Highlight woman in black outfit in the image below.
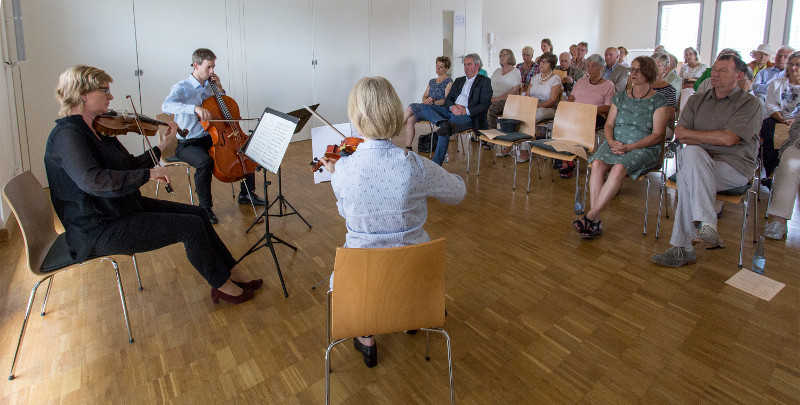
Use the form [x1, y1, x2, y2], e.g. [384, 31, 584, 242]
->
[45, 65, 260, 304]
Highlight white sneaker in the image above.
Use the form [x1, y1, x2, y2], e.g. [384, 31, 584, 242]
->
[692, 224, 725, 248]
[764, 221, 787, 240]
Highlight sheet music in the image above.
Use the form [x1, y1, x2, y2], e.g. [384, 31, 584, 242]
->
[244, 108, 298, 174]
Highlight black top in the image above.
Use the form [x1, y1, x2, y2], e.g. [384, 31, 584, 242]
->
[44, 115, 161, 261]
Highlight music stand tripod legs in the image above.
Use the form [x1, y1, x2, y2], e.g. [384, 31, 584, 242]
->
[237, 173, 297, 297]
[246, 167, 311, 233]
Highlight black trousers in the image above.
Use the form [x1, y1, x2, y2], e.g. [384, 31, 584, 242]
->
[91, 197, 236, 288]
[175, 135, 256, 209]
[760, 117, 780, 177]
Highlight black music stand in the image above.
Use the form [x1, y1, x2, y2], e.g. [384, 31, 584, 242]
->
[245, 104, 318, 233]
[238, 107, 301, 297]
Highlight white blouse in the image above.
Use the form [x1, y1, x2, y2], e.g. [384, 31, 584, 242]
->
[526, 73, 562, 102]
[490, 67, 522, 97]
[679, 63, 708, 80]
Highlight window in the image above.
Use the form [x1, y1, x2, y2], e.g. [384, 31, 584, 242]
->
[657, 1, 703, 56]
[785, 0, 800, 49]
[713, 0, 772, 59]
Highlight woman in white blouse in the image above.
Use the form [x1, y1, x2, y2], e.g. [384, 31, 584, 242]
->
[488, 48, 522, 130]
[679, 47, 707, 88]
[322, 76, 466, 369]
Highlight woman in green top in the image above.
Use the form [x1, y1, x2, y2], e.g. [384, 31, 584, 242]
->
[574, 56, 669, 238]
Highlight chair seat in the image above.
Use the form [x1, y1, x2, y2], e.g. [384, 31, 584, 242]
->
[666, 175, 751, 196]
[41, 233, 81, 273]
[529, 139, 589, 158]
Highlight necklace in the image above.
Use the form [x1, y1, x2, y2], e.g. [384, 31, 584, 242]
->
[589, 76, 602, 85]
[538, 71, 553, 84]
[632, 85, 652, 99]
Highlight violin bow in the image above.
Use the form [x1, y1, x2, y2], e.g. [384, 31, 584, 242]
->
[125, 95, 175, 195]
[304, 106, 347, 139]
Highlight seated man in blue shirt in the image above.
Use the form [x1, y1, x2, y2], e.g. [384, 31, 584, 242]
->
[415, 53, 492, 166]
[162, 48, 265, 224]
[752, 45, 794, 101]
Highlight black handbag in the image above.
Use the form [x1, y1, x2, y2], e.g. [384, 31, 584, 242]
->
[417, 132, 438, 153]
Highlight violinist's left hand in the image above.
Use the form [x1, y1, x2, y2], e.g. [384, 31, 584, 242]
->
[158, 122, 179, 157]
[321, 157, 336, 174]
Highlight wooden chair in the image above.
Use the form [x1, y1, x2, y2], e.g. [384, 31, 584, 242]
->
[325, 238, 453, 405]
[765, 123, 791, 216]
[153, 113, 194, 204]
[476, 95, 538, 190]
[526, 101, 598, 195]
[2, 171, 139, 380]
[553, 69, 567, 80]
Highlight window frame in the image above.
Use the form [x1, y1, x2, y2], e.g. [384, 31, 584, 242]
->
[656, 0, 704, 53]
[784, 0, 796, 46]
[711, 0, 773, 59]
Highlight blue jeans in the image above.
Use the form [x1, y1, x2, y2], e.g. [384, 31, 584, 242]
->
[416, 105, 473, 165]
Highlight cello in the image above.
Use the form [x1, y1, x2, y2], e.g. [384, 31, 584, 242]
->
[200, 80, 259, 183]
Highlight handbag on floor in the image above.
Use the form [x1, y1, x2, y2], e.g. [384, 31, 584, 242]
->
[417, 132, 438, 153]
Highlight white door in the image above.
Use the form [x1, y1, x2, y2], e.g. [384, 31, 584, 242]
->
[312, 0, 370, 127]
[131, 0, 230, 122]
[18, 0, 140, 185]
[241, 0, 315, 141]
[431, 0, 467, 79]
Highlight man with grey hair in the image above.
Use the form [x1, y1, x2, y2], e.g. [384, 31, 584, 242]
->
[663, 53, 682, 92]
[557, 51, 584, 96]
[603, 47, 630, 93]
[752, 45, 795, 100]
[417, 53, 492, 166]
[652, 55, 762, 267]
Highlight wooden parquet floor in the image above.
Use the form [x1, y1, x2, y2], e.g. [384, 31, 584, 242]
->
[1, 136, 799, 404]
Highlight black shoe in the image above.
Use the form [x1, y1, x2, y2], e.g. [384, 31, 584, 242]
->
[760, 178, 773, 190]
[435, 121, 452, 138]
[204, 207, 219, 224]
[352, 337, 377, 368]
[238, 192, 266, 206]
[405, 330, 418, 335]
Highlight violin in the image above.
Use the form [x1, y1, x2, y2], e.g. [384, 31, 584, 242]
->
[310, 137, 363, 172]
[93, 110, 189, 137]
[200, 80, 258, 183]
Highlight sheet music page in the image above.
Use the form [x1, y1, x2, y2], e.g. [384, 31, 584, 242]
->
[311, 123, 359, 184]
[725, 269, 785, 301]
[244, 109, 298, 174]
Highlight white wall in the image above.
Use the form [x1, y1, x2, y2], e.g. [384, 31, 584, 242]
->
[482, 0, 608, 70]
[0, 2, 23, 233]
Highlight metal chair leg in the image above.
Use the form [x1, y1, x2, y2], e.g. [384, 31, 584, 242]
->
[526, 148, 533, 193]
[8, 275, 51, 380]
[105, 257, 134, 344]
[186, 166, 194, 205]
[325, 338, 348, 405]
[644, 177, 651, 236]
[738, 196, 749, 268]
[132, 254, 142, 291]
[326, 290, 332, 346]
[477, 141, 482, 176]
[40, 275, 53, 316]
[421, 328, 455, 405]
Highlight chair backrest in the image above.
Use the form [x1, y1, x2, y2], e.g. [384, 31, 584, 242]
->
[330, 238, 446, 340]
[774, 121, 791, 148]
[1, 171, 60, 275]
[501, 95, 538, 136]
[551, 101, 598, 151]
[553, 69, 567, 80]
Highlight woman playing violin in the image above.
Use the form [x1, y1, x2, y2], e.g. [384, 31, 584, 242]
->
[45, 65, 261, 305]
[321, 76, 466, 368]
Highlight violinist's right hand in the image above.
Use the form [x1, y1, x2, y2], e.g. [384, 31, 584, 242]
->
[321, 157, 336, 174]
[149, 167, 171, 183]
[195, 106, 212, 121]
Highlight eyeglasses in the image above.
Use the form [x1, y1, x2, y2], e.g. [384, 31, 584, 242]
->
[630, 68, 642, 74]
[97, 86, 111, 94]
[788, 62, 800, 68]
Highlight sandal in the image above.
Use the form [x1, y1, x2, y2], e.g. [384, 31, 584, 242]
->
[573, 216, 602, 239]
[560, 161, 574, 178]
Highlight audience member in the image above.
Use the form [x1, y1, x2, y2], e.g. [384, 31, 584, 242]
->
[652, 53, 678, 130]
[680, 47, 707, 88]
[763, 120, 800, 240]
[652, 55, 761, 267]
[574, 42, 590, 75]
[603, 47, 631, 93]
[570, 44, 578, 61]
[535, 38, 553, 63]
[574, 56, 668, 238]
[516, 46, 539, 94]
[693, 48, 744, 91]
[513, 52, 562, 162]
[760, 50, 800, 180]
[617, 46, 630, 68]
[558, 52, 584, 96]
[488, 49, 522, 130]
[403, 56, 453, 150]
[663, 53, 683, 93]
[416, 54, 492, 166]
[753, 45, 794, 100]
[695, 49, 754, 94]
[653, 45, 666, 55]
[749, 44, 775, 77]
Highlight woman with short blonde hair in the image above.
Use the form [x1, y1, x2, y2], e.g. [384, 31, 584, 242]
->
[54, 65, 113, 116]
[322, 76, 465, 369]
